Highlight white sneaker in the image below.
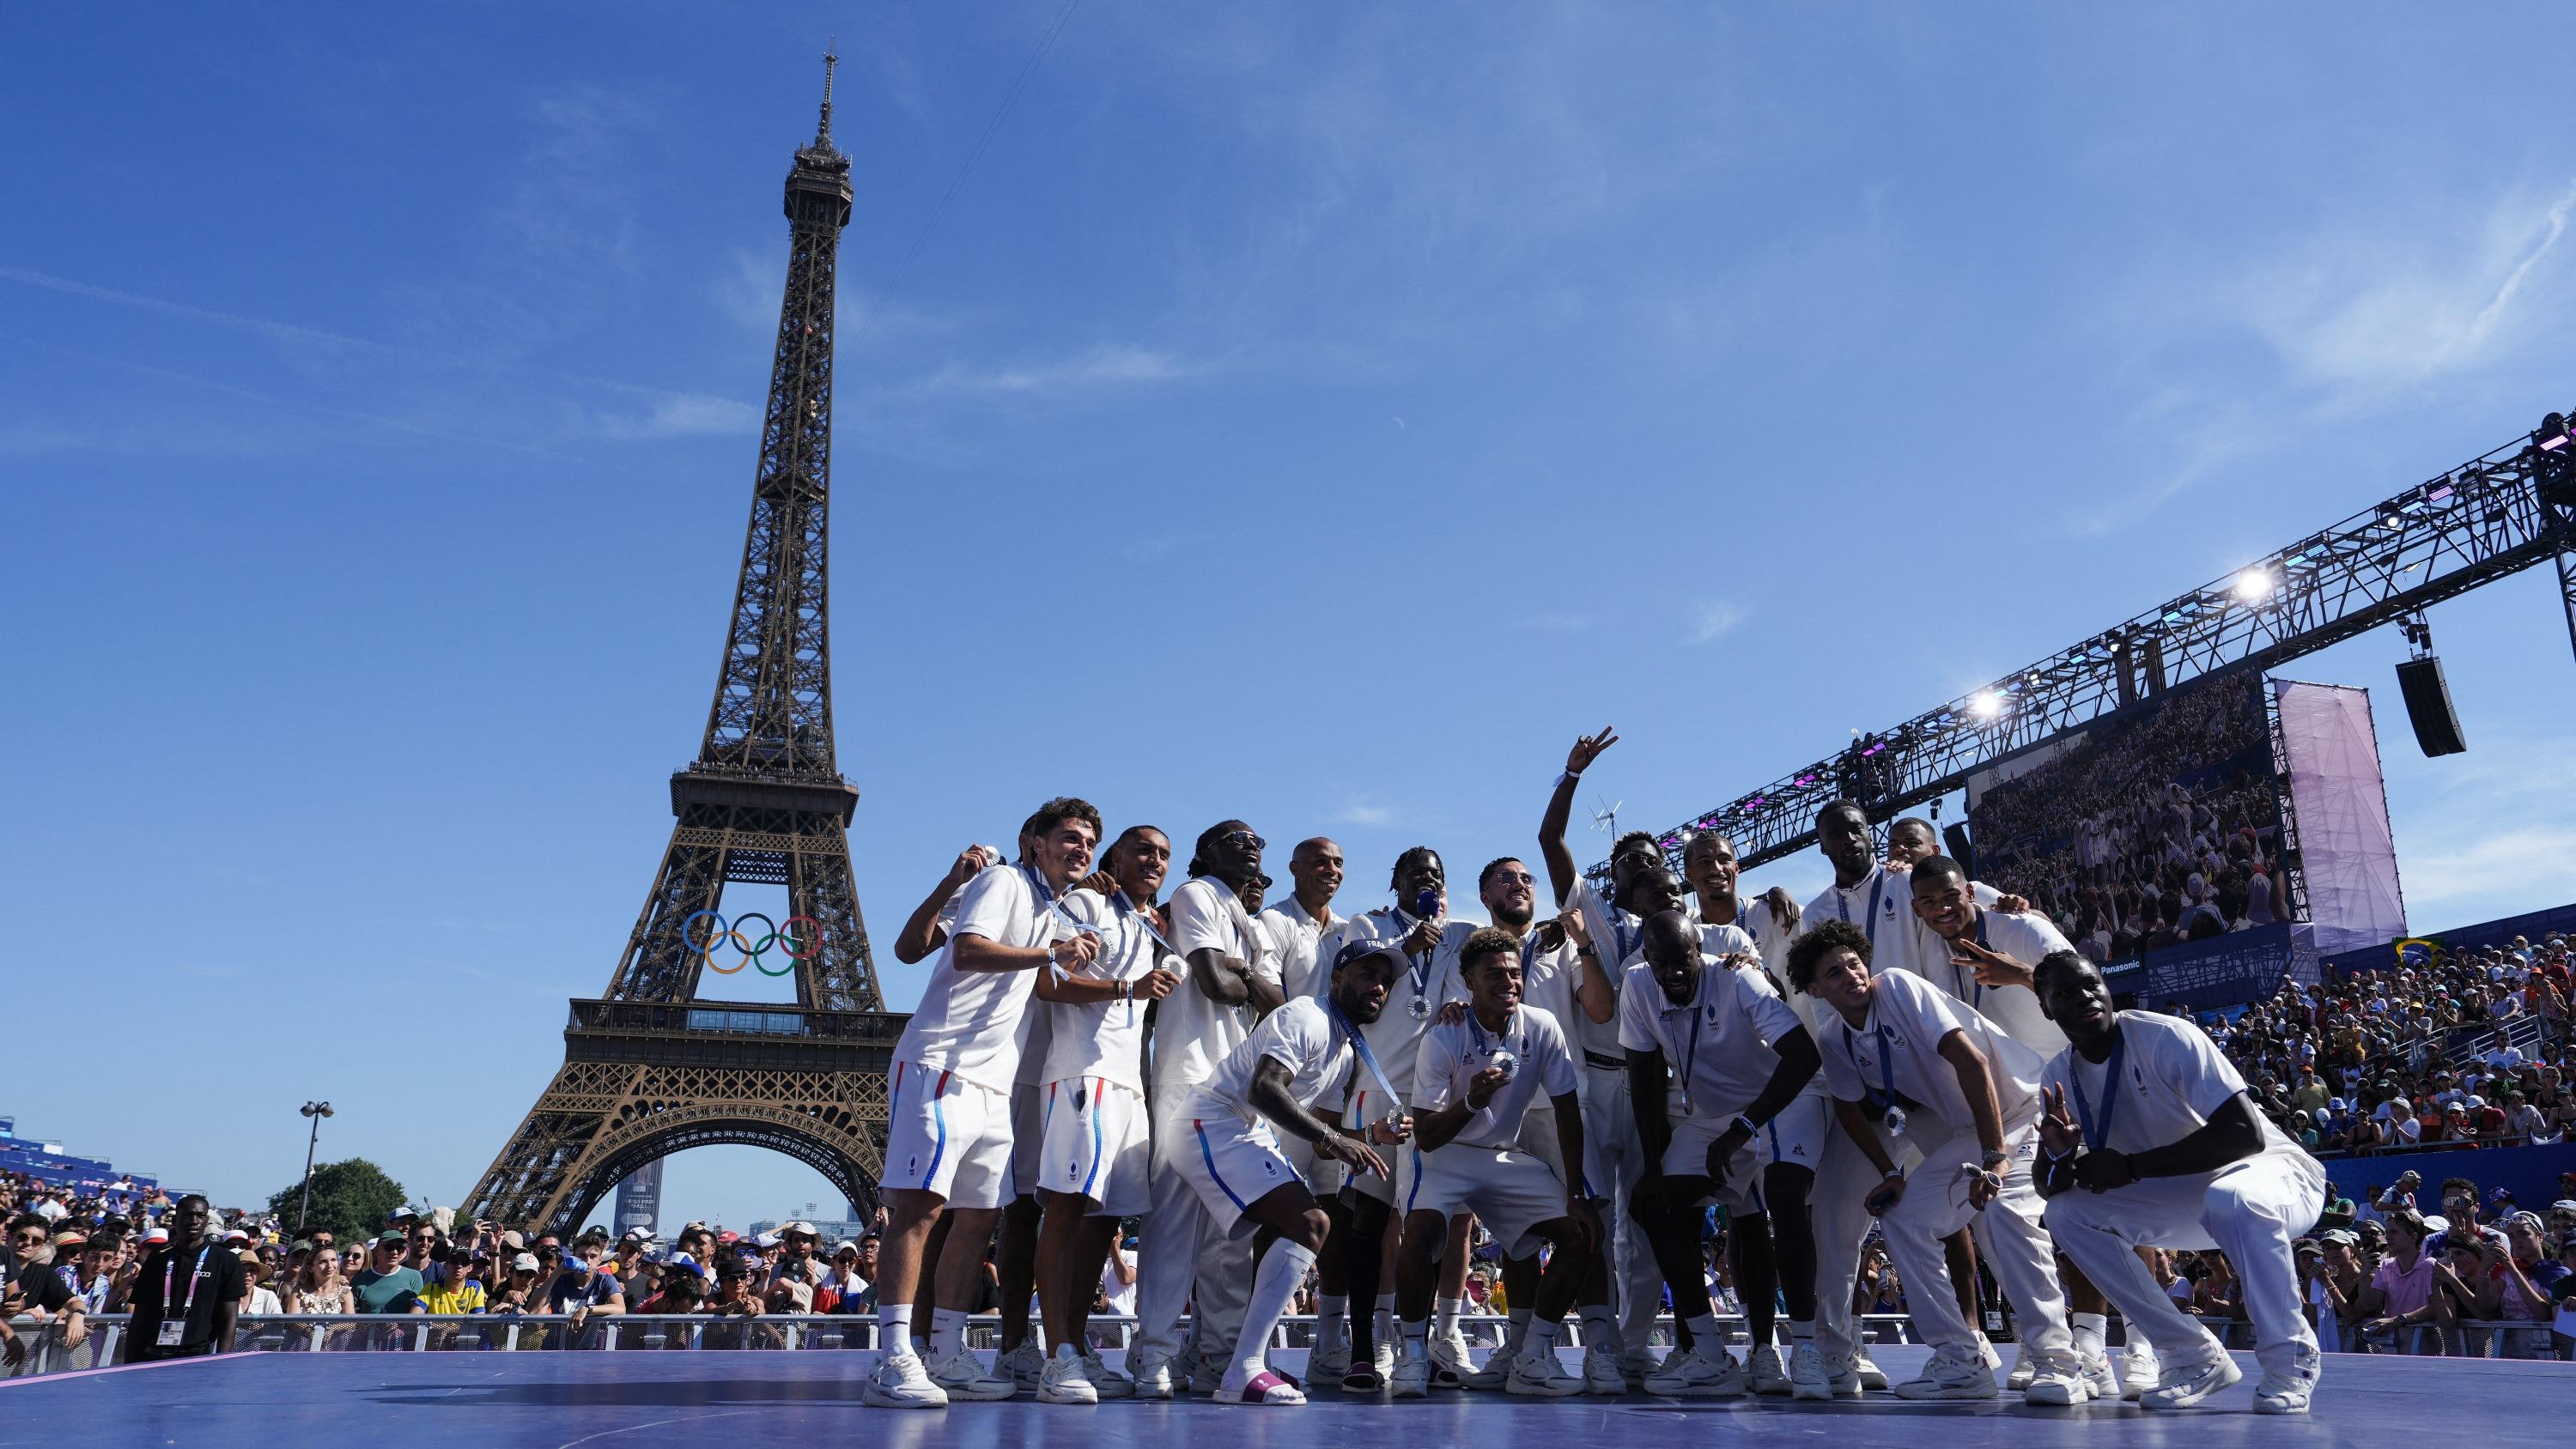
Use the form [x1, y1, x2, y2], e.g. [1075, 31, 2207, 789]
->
[1583, 1343, 1625, 1396]
[1824, 1348, 1865, 1396]
[2081, 1350, 2119, 1402]
[1853, 1349, 1890, 1390]
[1082, 1349, 1134, 1399]
[997, 1339, 1046, 1390]
[1893, 1343, 1998, 1400]
[1644, 1346, 1748, 1397]
[2252, 1349, 2318, 1416]
[1127, 1350, 1176, 1400]
[1507, 1345, 1587, 1397]
[1038, 1352, 1098, 1405]
[2118, 1340, 2158, 1401]
[926, 1345, 1017, 1401]
[1790, 1343, 1832, 1401]
[1430, 1331, 1473, 1390]
[2021, 1367, 2089, 1406]
[2140, 1353, 2241, 1410]
[1188, 1351, 1231, 1397]
[863, 1350, 951, 1410]
[1309, 1339, 1352, 1383]
[1465, 1343, 1515, 1390]
[2004, 1342, 2035, 1391]
[1390, 1349, 1431, 1399]
[1620, 1348, 1659, 1390]
[1748, 1344, 1791, 1396]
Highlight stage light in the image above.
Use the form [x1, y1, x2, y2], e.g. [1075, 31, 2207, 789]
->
[1971, 690, 2005, 720]
[2232, 569, 2273, 603]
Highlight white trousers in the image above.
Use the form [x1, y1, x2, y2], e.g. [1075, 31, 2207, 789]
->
[1878, 1119, 2075, 1370]
[1584, 1064, 1663, 1349]
[2044, 1148, 2325, 1377]
[1133, 1099, 1252, 1365]
[1808, 1118, 1879, 1358]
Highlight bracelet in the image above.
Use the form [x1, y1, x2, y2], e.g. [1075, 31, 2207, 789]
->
[1557, 769, 1581, 786]
[1980, 1149, 2010, 1168]
[1733, 1114, 1760, 1139]
[1880, 1167, 1904, 1181]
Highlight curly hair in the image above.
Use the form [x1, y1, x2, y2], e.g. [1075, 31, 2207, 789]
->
[1787, 918, 1872, 991]
[1459, 926, 1523, 974]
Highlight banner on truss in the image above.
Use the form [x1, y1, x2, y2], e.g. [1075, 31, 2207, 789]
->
[2274, 680, 2408, 957]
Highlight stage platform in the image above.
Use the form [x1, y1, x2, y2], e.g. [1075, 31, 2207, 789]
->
[3, 1346, 2567, 1449]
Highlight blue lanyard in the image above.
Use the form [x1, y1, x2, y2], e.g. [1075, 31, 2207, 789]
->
[1390, 908, 1435, 1000]
[1328, 999, 1403, 1119]
[1022, 864, 1058, 912]
[1957, 910, 1989, 1008]
[1662, 969, 1710, 1114]
[1466, 1009, 1520, 1066]
[2069, 1028, 2128, 1149]
[1606, 908, 1639, 967]
[1834, 872, 1886, 947]
[1843, 1021, 1897, 1115]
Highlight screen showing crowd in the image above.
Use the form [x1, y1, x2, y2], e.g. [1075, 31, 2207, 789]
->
[1969, 672, 2288, 966]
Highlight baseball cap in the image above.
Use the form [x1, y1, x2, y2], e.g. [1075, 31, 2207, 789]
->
[778, 1221, 817, 1238]
[1334, 938, 1406, 974]
[499, 1230, 526, 1250]
[511, 1252, 542, 1272]
[143, 1227, 168, 1245]
[835, 1240, 862, 1256]
[752, 1232, 780, 1248]
[2319, 1228, 2360, 1246]
[375, 1230, 408, 1247]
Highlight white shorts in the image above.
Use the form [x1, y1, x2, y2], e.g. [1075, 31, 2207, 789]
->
[881, 1061, 1015, 1210]
[1752, 1090, 1830, 1173]
[1658, 1116, 1766, 1214]
[1406, 1145, 1571, 1260]
[1342, 1129, 1422, 1207]
[1011, 1082, 1046, 1203]
[1175, 1108, 1305, 1234]
[1037, 1075, 1150, 1216]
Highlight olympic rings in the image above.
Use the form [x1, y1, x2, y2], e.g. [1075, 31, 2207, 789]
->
[679, 910, 823, 977]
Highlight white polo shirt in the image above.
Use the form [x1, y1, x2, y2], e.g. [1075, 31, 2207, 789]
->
[1190, 997, 1356, 1124]
[1315, 906, 1472, 1103]
[1259, 895, 1340, 1002]
[1413, 1004, 1580, 1152]
[1917, 906, 2075, 1058]
[1155, 877, 1266, 1092]
[1561, 878, 1645, 1063]
[1814, 967, 2044, 1136]
[1618, 952, 1807, 1122]
[1042, 888, 1163, 1092]
[2039, 1010, 2305, 1159]
[1803, 865, 1923, 978]
[890, 864, 1068, 1093]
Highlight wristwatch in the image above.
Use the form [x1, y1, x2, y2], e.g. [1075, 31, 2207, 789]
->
[1980, 1148, 2010, 1168]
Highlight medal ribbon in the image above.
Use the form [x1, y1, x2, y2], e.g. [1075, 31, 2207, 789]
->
[2069, 1027, 2128, 1150]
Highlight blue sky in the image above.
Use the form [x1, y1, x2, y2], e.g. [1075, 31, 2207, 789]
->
[7, 3, 2575, 1228]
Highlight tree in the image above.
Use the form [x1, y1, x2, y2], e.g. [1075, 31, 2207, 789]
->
[267, 1159, 407, 1243]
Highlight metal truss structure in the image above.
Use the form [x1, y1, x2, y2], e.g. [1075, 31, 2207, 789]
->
[465, 58, 903, 1234]
[1607, 406, 2576, 880]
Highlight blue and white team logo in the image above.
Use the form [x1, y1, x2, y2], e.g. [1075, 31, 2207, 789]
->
[906, 1152, 921, 1178]
[1261, 1159, 1281, 1179]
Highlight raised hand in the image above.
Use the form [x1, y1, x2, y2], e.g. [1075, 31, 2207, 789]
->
[1951, 935, 2035, 991]
[2038, 1082, 2082, 1158]
[1566, 726, 1620, 776]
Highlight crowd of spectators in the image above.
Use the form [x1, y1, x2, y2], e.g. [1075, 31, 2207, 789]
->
[2202, 934, 2575, 1155]
[1972, 674, 2292, 964]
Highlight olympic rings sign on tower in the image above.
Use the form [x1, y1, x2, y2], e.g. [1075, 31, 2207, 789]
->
[681, 911, 821, 977]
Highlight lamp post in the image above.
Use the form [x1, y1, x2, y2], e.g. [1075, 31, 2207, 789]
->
[296, 1101, 335, 1234]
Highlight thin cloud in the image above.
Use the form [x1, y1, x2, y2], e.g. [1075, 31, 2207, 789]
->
[1331, 801, 1395, 828]
[1685, 601, 1745, 646]
[908, 344, 1200, 396]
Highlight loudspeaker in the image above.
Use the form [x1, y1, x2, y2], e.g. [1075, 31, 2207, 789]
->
[1942, 822, 1975, 881]
[2395, 658, 2467, 757]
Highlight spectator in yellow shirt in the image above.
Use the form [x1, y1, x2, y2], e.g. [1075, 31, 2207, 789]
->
[422, 1250, 488, 1314]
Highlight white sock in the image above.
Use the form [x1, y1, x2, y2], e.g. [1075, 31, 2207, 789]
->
[1317, 1294, 1349, 1349]
[1435, 1295, 1464, 1337]
[1515, 1307, 1542, 1353]
[1400, 1318, 1430, 1360]
[1789, 1319, 1816, 1346]
[1233, 1241, 1317, 1385]
[1685, 1313, 1721, 1352]
[1576, 1305, 1608, 1351]
[931, 1307, 968, 1358]
[880, 1303, 914, 1356]
[2071, 1313, 2107, 1358]
[1375, 1292, 1396, 1345]
[1526, 1317, 1564, 1352]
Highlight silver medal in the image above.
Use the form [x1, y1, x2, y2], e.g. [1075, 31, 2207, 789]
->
[1409, 995, 1430, 1020]
[1883, 1106, 1908, 1138]
[1487, 1050, 1519, 1082]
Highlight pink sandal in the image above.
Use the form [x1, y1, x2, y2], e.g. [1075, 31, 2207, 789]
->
[1221, 1369, 1307, 1406]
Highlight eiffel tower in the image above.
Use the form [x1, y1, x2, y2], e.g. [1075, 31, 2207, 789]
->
[464, 54, 903, 1235]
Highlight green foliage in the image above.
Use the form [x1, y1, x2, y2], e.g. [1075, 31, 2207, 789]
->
[267, 1158, 407, 1242]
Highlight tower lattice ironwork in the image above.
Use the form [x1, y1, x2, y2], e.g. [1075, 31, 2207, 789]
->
[465, 55, 905, 1234]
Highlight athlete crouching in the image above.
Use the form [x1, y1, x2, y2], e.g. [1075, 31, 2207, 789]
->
[1170, 939, 1405, 1404]
[1392, 928, 1602, 1397]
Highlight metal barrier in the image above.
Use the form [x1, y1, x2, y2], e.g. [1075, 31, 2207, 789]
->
[3, 1312, 1927, 1380]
